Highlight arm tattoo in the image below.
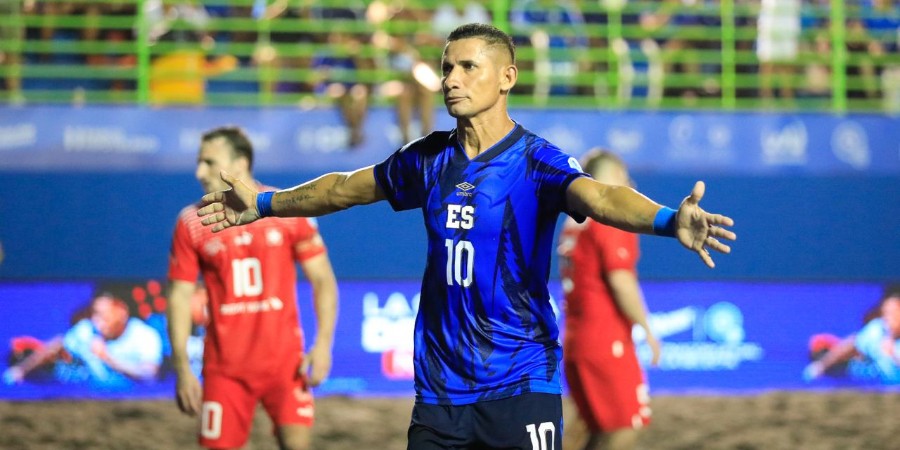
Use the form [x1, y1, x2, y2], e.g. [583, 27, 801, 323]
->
[282, 182, 319, 209]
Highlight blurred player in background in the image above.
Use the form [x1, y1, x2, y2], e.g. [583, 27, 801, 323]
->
[167, 126, 338, 450]
[3, 293, 162, 389]
[558, 149, 661, 450]
[195, 24, 734, 449]
[804, 289, 900, 385]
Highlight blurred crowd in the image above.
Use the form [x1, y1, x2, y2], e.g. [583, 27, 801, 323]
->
[1, 1, 898, 119]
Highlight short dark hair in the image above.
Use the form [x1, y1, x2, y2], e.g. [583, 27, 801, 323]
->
[447, 23, 516, 64]
[201, 126, 254, 171]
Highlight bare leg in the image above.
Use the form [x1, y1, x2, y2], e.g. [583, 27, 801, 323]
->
[416, 83, 434, 137]
[347, 84, 368, 147]
[275, 424, 311, 450]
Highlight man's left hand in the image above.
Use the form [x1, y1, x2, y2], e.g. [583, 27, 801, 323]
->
[676, 181, 737, 268]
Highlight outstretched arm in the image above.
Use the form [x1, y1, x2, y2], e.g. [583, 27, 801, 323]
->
[2, 337, 65, 385]
[803, 335, 859, 381]
[198, 166, 386, 232]
[567, 178, 736, 268]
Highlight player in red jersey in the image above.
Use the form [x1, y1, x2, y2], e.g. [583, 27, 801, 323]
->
[167, 126, 338, 450]
[558, 149, 661, 450]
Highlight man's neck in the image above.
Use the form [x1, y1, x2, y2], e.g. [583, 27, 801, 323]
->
[456, 115, 515, 159]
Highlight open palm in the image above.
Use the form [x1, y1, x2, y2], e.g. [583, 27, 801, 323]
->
[197, 171, 261, 232]
[675, 181, 736, 268]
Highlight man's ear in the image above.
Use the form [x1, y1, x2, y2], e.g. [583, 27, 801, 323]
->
[500, 64, 518, 93]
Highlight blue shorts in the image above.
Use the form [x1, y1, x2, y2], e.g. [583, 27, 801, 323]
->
[407, 392, 563, 450]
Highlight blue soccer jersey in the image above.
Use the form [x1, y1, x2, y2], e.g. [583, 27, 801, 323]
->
[374, 124, 589, 405]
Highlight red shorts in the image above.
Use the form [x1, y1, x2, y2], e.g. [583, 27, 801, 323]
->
[564, 340, 650, 432]
[199, 364, 314, 449]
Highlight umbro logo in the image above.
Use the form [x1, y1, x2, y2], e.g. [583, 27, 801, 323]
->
[456, 182, 475, 197]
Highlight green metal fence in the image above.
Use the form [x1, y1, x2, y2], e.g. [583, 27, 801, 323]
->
[1, 0, 898, 112]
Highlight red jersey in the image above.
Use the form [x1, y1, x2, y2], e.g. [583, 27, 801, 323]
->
[558, 217, 639, 359]
[168, 195, 326, 378]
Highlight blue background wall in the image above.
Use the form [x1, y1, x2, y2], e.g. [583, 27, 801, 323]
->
[0, 172, 897, 281]
[0, 106, 898, 399]
[0, 106, 897, 282]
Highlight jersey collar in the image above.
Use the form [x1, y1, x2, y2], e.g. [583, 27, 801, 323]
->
[451, 123, 525, 164]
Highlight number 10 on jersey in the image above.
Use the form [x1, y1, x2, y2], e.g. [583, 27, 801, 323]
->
[232, 257, 263, 297]
[444, 239, 474, 287]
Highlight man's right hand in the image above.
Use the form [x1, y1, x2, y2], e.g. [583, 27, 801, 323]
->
[198, 171, 261, 232]
[175, 372, 203, 416]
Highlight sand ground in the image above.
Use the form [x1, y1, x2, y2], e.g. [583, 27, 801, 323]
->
[1, 391, 898, 450]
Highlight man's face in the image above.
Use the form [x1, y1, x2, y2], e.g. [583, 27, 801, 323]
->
[441, 38, 514, 119]
[195, 137, 246, 194]
[883, 297, 900, 338]
[91, 297, 128, 340]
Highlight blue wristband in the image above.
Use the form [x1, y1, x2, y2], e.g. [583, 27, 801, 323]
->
[653, 206, 677, 237]
[257, 191, 275, 218]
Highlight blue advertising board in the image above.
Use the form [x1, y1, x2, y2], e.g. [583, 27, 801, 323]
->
[0, 106, 898, 175]
[1, 280, 895, 400]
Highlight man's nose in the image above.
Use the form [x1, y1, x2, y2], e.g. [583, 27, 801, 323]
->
[443, 68, 460, 90]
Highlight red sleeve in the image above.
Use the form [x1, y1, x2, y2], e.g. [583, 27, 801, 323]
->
[292, 217, 327, 263]
[168, 214, 200, 282]
[592, 223, 639, 274]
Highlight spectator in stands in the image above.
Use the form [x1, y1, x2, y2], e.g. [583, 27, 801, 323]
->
[260, 0, 318, 95]
[509, 0, 589, 101]
[579, 0, 613, 101]
[863, 0, 900, 54]
[368, 0, 439, 143]
[21, 1, 102, 100]
[0, 0, 24, 102]
[845, 16, 881, 100]
[311, 21, 371, 148]
[601, 1, 667, 106]
[639, 0, 721, 103]
[799, 22, 833, 100]
[756, 0, 802, 102]
[843, 0, 900, 103]
[84, 2, 138, 95]
[863, 0, 900, 111]
[431, 0, 492, 39]
[145, 0, 238, 105]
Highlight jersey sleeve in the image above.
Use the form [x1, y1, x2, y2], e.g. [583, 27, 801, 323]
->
[292, 217, 328, 262]
[853, 319, 884, 359]
[531, 143, 590, 222]
[136, 321, 164, 365]
[168, 215, 200, 283]
[594, 224, 639, 273]
[373, 138, 429, 211]
[62, 319, 94, 357]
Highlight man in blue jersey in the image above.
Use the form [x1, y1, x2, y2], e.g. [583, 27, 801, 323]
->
[197, 23, 736, 450]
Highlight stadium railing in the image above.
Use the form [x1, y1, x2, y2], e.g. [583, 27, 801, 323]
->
[0, 0, 898, 113]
